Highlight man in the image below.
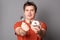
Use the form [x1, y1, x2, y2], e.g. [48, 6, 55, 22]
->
[14, 2, 47, 40]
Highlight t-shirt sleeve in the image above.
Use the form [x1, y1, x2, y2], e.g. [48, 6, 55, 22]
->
[14, 21, 22, 31]
[40, 21, 47, 31]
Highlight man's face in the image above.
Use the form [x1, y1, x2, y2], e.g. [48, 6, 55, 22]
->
[24, 6, 36, 20]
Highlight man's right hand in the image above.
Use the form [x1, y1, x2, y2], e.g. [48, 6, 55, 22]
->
[15, 22, 29, 36]
[20, 22, 29, 36]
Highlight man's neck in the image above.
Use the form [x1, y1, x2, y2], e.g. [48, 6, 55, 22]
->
[25, 19, 33, 24]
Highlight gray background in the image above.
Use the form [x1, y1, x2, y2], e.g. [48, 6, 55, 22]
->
[0, 0, 60, 40]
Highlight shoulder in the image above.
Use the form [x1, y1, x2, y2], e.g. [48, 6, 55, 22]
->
[39, 21, 47, 31]
[40, 21, 46, 26]
[14, 20, 24, 27]
[14, 20, 23, 30]
[15, 21, 22, 25]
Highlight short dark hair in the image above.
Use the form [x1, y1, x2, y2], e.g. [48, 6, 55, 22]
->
[23, 1, 37, 13]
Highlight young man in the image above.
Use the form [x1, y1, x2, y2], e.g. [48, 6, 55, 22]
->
[14, 2, 47, 40]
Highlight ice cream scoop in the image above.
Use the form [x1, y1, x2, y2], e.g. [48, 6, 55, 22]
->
[21, 22, 29, 32]
[31, 20, 40, 27]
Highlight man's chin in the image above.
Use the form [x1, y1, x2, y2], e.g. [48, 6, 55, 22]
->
[28, 18, 34, 20]
[26, 17, 34, 20]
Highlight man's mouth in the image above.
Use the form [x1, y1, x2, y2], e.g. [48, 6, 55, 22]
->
[28, 14, 32, 17]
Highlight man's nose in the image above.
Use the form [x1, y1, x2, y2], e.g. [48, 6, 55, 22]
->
[28, 10, 31, 13]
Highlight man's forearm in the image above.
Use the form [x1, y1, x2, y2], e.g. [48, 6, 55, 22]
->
[38, 29, 46, 38]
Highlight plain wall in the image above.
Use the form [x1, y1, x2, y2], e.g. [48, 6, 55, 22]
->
[0, 0, 60, 40]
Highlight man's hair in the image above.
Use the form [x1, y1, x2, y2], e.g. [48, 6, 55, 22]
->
[23, 1, 37, 13]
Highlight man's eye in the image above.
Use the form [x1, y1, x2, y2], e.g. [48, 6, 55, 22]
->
[26, 10, 28, 11]
[31, 9, 34, 11]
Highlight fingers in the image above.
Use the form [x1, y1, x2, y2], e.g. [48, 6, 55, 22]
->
[15, 27, 21, 35]
[31, 25, 41, 33]
[19, 28, 26, 36]
[34, 27, 40, 31]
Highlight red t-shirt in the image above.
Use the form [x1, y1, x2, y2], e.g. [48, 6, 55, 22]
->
[14, 20, 47, 40]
